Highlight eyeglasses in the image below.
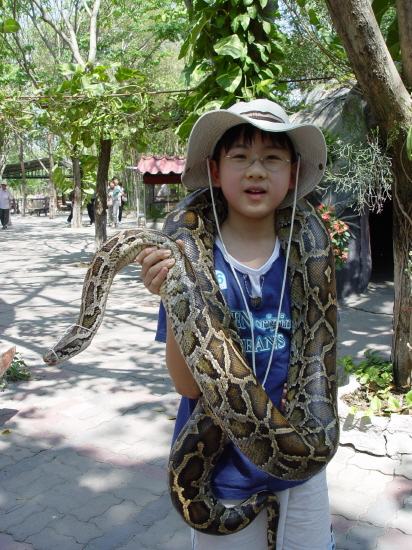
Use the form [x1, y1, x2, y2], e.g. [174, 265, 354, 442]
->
[220, 153, 292, 172]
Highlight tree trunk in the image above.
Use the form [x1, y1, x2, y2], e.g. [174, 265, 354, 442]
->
[397, 0, 412, 88]
[71, 156, 83, 228]
[18, 140, 27, 218]
[391, 137, 412, 387]
[325, 0, 412, 386]
[47, 133, 57, 219]
[95, 138, 112, 248]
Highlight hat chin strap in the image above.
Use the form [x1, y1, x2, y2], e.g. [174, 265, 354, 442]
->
[206, 154, 301, 387]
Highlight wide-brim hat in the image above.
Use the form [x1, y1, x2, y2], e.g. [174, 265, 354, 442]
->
[181, 99, 327, 209]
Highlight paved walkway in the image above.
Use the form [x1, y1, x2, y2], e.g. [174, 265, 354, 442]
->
[0, 213, 410, 550]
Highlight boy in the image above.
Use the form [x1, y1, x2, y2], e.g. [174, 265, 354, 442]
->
[137, 99, 335, 550]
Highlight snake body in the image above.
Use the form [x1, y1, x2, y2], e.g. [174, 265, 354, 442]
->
[43, 189, 339, 548]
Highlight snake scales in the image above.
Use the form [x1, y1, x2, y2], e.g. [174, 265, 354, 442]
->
[43, 188, 339, 549]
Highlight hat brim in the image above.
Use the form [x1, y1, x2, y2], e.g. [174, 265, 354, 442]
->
[181, 109, 327, 209]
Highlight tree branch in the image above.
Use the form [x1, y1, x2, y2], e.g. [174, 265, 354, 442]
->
[28, 4, 58, 63]
[88, 0, 101, 63]
[81, 0, 92, 17]
[325, 0, 411, 134]
[30, 0, 86, 66]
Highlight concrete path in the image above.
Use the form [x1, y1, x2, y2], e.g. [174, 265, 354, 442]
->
[0, 213, 410, 550]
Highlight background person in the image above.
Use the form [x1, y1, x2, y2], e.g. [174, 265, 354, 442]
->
[0, 181, 13, 230]
[107, 180, 120, 227]
[117, 182, 127, 223]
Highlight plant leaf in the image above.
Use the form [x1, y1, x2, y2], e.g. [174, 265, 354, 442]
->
[216, 63, 242, 92]
[0, 18, 20, 33]
[213, 35, 248, 59]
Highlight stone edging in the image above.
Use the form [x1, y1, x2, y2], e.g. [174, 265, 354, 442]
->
[338, 376, 412, 457]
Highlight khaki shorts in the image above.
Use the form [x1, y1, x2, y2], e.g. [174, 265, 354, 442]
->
[191, 469, 335, 550]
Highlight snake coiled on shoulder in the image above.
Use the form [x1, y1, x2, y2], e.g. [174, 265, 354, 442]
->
[43, 188, 339, 549]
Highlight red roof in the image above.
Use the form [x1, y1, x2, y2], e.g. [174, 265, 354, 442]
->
[136, 156, 186, 175]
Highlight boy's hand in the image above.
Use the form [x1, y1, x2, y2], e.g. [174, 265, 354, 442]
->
[135, 240, 184, 295]
[281, 383, 287, 413]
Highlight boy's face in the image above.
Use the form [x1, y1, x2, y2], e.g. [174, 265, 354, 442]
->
[209, 133, 296, 221]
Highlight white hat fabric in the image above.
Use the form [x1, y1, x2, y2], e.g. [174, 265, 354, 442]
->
[181, 99, 327, 209]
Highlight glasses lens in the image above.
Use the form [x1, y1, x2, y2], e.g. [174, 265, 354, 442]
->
[262, 154, 287, 172]
[227, 154, 250, 169]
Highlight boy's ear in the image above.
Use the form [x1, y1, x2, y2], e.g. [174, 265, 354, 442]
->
[288, 161, 297, 190]
[209, 159, 221, 187]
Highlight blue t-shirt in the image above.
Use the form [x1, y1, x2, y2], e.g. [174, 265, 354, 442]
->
[156, 241, 306, 498]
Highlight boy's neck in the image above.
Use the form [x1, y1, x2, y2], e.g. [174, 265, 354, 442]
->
[219, 214, 277, 269]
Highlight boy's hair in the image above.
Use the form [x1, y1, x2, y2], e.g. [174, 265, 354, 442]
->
[212, 123, 297, 164]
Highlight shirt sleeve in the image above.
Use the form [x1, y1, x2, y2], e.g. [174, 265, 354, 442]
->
[155, 301, 167, 343]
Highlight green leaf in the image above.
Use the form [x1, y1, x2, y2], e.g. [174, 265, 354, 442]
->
[52, 166, 68, 190]
[213, 35, 248, 59]
[115, 66, 145, 83]
[370, 395, 382, 411]
[405, 390, 412, 407]
[386, 395, 401, 411]
[372, 0, 396, 25]
[247, 5, 258, 18]
[81, 131, 94, 148]
[216, 63, 242, 92]
[308, 9, 320, 26]
[179, 12, 209, 60]
[262, 20, 271, 34]
[176, 112, 199, 140]
[232, 13, 250, 32]
[406, 125, 412, 160]
[0, 18, 20, 33]
[58, 63, 81, 76]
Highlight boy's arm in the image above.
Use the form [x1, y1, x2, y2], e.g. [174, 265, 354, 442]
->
[166, 316, 201, 398]
[136, 243, 201, 399]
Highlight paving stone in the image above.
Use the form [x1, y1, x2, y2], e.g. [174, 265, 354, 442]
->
[90, 500, 138, 530]
[375, 528, 412, 550]
[87, 517, 147, 550]
[77, 466, 135, 492]
[0, 533, 34, 550]
[7, 506, 61, 541]
[110, 484, 158, 507]
[347, 453, 400, 475]
[380, 477, 412, 503]
[339, 524, 385, 549]
[334, 464, 369, 491]
[135, 493, 173, 526]
[71, 493, 122, 522]
[331, 515, 358, 534]
[52, 513, 103, 543]
[360, 470, 393, 497]
[26, 526, 84, 550]
[333, 445, 356, 464]
[394, 454, 412, 480]
[389, 504, 412, 535]
[333, 531, 348, 549]
[328, 485, 375, 519]
[2, 502, 48, 530]
[360, 496, 403, 527]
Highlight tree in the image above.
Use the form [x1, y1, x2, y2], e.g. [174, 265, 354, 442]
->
[322, 0, 412, 386]
[176, 0, 290, 138]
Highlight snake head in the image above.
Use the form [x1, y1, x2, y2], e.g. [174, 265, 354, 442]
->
[43, 325, 93, 366]
[43, 348, 61, 366]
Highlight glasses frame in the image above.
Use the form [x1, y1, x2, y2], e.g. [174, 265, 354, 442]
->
[220, 153, 293, 173]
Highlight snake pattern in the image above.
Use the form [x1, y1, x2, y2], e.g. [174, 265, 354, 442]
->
[43, 188, 339, 549]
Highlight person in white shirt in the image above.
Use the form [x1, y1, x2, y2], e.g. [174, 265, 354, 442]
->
[0, 182, 13, 230]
